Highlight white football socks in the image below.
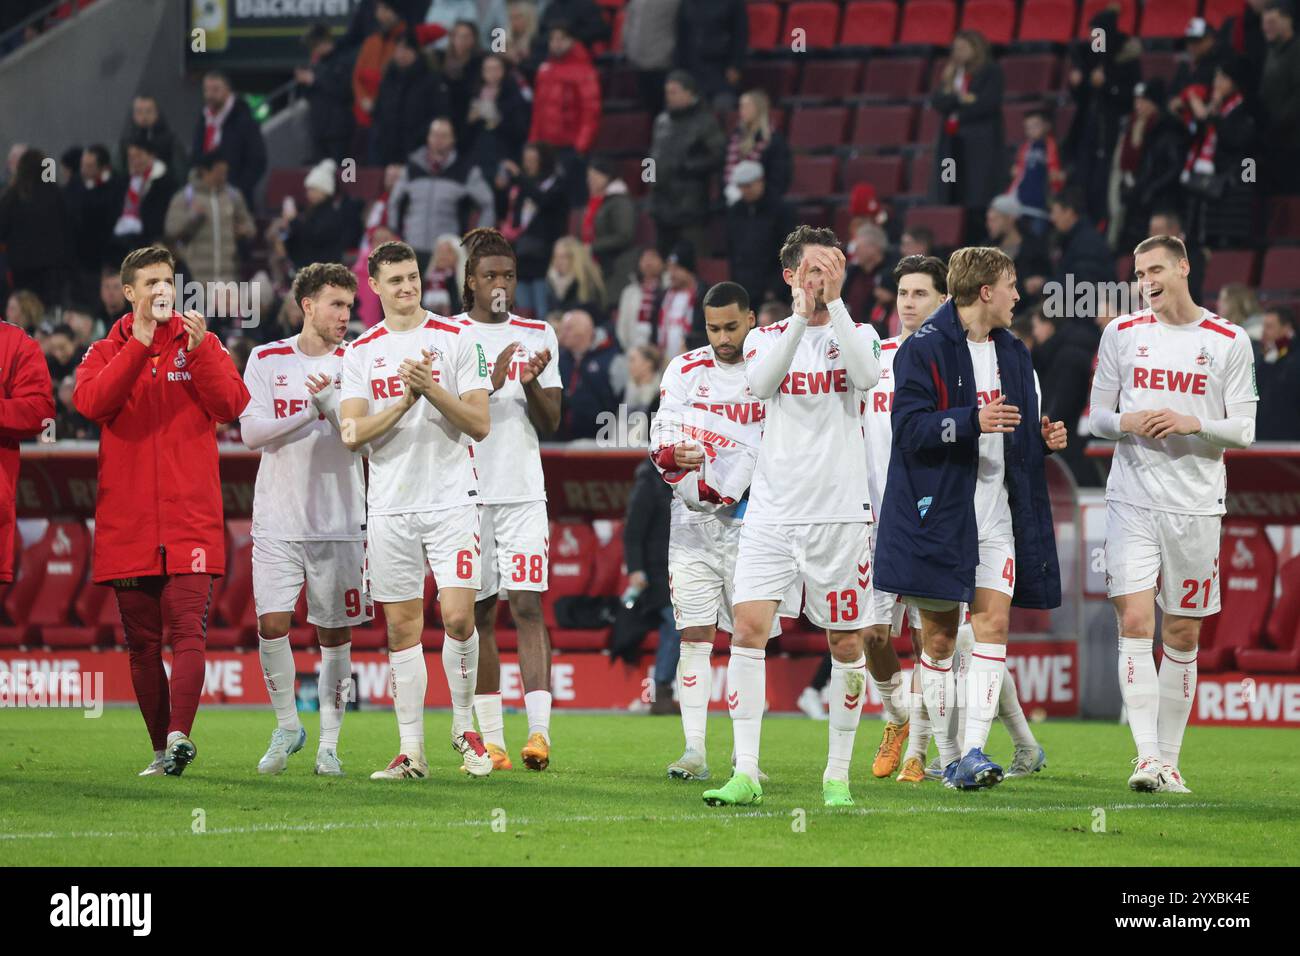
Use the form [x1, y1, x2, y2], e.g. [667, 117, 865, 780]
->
[317, 641, 351, 751]
[442, 629, 480, 736]
[389, 643, 427, 759]
[473, 692, 506, 749]
[873, 669, 909, 724]
[961, 642, 1006, 754]
[1157, 644, 1198, 767]
[919, 651, 960, 767]
[726, 645, 766, 780]
[677, 641, 713, 754]
[903, 690, 931, 762]
[825, 655, 868, 783]
[258, 634, 301, 733]
[524, 689, 552, 742]
[998, 666, 1038, 750]
[1118, 636, 1161, 760]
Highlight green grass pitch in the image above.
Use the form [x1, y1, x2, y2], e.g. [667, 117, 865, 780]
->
[1, 708, 1296, 866]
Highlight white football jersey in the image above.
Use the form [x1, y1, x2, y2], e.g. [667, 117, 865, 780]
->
[968, 338, 1013, 540]
[340, 311, 491, 516]
[860, 335, 901, 520]
[652, 345, 766, 528]
[453, 312, 561, 504]
[743, 316, 880, 524]
[1094, 307, 1257, 516]
[243, 336, 366, 541]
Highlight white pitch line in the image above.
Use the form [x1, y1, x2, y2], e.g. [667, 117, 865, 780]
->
[0, 801, 1227, 842]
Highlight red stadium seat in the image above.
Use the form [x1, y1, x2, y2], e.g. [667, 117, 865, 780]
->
[265, 167, 310, 215]
[1001, 54, 1060, 97]
[339, 166, 385, 203]
[1017, 0, 1075, 43]
[784, 1, 841, 49]
[799, 61, 863, 99]
[1237, 556, 1300, 673]
[907, 149, 934, 195]
[863, 56, 927, 99]
[23, 522, 92, 648]
[1077, 0, 1135, 39]
[1003, 100, 1039, 145]
[918, 105, 942, 144]
[959, 0, 1015, 45]
[904, 205, 964, 248]
[839, 1, 899, 47]
[1195, 524, 1276, 672]
[1139, 0, 1196, 38]
[788, 106, 849, 150]
[841, 154, 905, 197]
[898, 0, 956, 45]
[1203, 0, 1242, 29]
[1258, 248, 1300, 292]
[742, 61, 799, 100]
[747, 3, 782, 51]
[610, 8, 626, 50]
[589, 521, 627, 598]
[1201, 250, 1258, 296]
[851, 104, 916, 149]
[1141, 51, 1180, 85]
[1266, 196, 1300, 240]
[788, 155, 839, 198]
[698, 257, 729, 286]
[591, 111, 652, 157]
[542, 522, 597, 628]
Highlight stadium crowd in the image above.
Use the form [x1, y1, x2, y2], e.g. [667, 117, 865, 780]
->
[3, 0, 1300, 470]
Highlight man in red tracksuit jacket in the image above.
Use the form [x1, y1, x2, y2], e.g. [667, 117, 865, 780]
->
[1, 320, 55, 583]
[74, 245, 249, 777]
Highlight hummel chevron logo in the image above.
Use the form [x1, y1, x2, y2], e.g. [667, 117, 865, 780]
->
[682, 675, 697, 688]
[844, 693, 861, 709]
[857, 561, 869, 574]
[727, 691, 739, 711]
[858, 578, 869, 589]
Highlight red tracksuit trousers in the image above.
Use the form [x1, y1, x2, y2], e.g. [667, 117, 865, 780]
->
[113, 574, 212, 750]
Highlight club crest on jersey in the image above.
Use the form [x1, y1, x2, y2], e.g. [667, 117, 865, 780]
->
[827, 340, 840, 360]
[427, 348, 442, 363]
[1137, 344, 1149, 358]
[173, 350, 187, 369]
[1196, 346, 1212, 367]
[275, 373, 288, 386]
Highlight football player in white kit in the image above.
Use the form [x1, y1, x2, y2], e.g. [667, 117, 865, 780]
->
[875, 258, 1049, 784]
[453, 228, 563, 772]
[649, 281, 782, 782]
[1089, 234, 1257, 793]
[338, 240, 495, 780]
[240, 263, 371, 776]
[702, 226, 882, 809]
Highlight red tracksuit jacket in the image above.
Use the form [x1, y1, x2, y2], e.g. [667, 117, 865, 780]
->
[73, 312, 249, 584]
[0, 321, 55, 583]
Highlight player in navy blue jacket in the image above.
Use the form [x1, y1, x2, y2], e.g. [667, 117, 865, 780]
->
[874, 247, 1066, 790]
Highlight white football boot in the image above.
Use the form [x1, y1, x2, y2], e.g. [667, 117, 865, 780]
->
[257, 726, 307, 775]
[1128, 756, 1165, 792]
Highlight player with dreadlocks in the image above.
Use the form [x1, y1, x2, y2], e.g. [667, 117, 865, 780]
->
[452, 227, 564, 770]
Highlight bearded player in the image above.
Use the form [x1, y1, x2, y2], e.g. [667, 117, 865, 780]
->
[241, 263, 370, 776]
[703, 227, 882, 809]
[452, 228, 562, 772]
[875, 247, 1065, 790]
[649, 281, 787, 783]
[339, 240, 494, 780]
[1089, 234, 1257, 793]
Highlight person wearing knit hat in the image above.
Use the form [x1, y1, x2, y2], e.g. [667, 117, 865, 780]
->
[303, 158, 337, 200]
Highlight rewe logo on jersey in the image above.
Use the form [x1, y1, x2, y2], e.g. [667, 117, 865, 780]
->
[1132, 367, 1208, 395]
[779, 368, 850, 395]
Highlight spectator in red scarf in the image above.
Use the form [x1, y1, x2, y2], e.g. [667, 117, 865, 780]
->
[583, 156, 637, 294]
[651, 240, 706, 359]
[109, 136, 178, 261]
[931, 30, 1006, 239]
[1180, 58, 1257, 247]
[1109, 79, 1187, 253]
[1007, 108, 1064, 233]
[191, 71, 267, 208]
[615, 246, 666, 351]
